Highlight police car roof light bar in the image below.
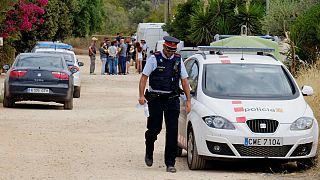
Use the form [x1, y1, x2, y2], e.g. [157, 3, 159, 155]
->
[197, 46, 275, 53]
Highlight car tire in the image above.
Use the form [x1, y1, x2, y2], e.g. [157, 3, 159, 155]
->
[64, 98, 73, 110]
[3, 96, 14, 108]
[73, 86, 81, 98]
[3, 90, 14, 108]
[177, 146, 183, 157]
[187, 128, 206, 170]
[297, 157, 317, 169]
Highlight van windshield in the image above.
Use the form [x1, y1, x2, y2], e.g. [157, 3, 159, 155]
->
[203, 64, 298, 99]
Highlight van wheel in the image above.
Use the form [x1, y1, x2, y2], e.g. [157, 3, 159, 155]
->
[177, 146, 183, 157]
[187, 128, 206, 170]
[64, 98, 73, 110]
[73, 86, 81, 98]
[3, 96, 14, 108]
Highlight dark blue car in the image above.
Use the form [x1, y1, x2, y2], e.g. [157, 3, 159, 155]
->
[3, 53, 74, 109]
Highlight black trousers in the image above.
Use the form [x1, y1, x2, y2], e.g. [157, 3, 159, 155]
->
[145, 97, 180, 166]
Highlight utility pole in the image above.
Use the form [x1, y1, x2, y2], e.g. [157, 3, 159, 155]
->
[164, 0, 171, 23]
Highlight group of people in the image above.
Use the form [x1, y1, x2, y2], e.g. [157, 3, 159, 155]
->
[88, 33, 149, 75]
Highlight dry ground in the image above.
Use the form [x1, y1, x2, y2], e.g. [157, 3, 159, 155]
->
[0, 55, 318, 179]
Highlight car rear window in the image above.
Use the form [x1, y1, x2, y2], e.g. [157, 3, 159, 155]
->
[36, 51, 75, 65]
[203, 64, 298, 99]
[16, 56, 64, 69]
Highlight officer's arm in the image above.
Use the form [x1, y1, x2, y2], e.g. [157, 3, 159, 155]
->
[181, 78, 191, 113]
[139, 74, 148, 105]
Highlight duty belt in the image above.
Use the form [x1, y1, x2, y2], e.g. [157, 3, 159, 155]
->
[145, 90, 179, 101]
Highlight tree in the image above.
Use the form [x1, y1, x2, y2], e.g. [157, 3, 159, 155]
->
[163, 0, 199, 46]
[290, 3, 320, 63]
[73, 0, 105, 37]
[262, 0, 316, 36]
[232, 1, 265, 35]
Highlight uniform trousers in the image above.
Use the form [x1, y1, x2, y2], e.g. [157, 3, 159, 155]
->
[145, 97, 180, 166]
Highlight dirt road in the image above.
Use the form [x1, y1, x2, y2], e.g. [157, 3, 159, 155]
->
[0, 55, 311, 179]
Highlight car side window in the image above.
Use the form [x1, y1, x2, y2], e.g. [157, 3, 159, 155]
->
[184, 59, 194, 75]
[188, 60, 199, 92]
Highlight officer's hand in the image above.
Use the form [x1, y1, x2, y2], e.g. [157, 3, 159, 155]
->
[186, 100, 191, 113]
[139, 96, 146, 105]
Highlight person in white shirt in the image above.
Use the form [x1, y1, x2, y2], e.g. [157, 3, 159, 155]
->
[107, 41, 118, 75]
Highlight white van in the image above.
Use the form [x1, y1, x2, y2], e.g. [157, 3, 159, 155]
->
[136, 23, 169, 57]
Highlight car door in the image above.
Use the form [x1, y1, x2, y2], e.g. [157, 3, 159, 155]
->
[178, 58, 199, 149]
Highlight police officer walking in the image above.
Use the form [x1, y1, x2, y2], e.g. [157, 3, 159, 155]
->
[138, 36, 191, 173]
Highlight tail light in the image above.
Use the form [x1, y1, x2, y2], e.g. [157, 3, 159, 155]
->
[68, 66, 79, 73]
[52, 72, 69, 80]
[10, 70, 27, 78]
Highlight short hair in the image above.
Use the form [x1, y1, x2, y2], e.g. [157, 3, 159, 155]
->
[111, 41, 114, 46]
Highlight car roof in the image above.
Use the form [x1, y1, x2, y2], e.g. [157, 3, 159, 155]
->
[192, 53, 283, 66]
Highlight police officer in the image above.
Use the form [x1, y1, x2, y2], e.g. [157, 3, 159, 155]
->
[138, 36, 191, 173]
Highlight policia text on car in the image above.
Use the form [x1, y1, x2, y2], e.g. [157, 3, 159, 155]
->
[138, 36, 191, 173]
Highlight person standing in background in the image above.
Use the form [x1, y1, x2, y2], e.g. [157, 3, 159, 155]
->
[119, 38, 127, 75]
[99, 42, 108, 75]
[104, 38, 111, 74]
[107, 41, 118, 75]
[135, 42, 143, 74]
[89, 37, 98, 75]
[141, 39, 148, 70]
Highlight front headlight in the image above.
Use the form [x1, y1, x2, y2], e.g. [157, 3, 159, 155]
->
[290, 117, 314, 130]
[202, 116, 235, 130]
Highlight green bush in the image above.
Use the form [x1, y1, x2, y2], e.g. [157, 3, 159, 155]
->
[290, 3, 320, 62]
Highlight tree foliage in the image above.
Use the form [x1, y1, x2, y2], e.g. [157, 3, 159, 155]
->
[290, 3, 320, 62]
[262, 0, 316, 36]
[73, 0, 105, 37]
[165, 0, 265, 45]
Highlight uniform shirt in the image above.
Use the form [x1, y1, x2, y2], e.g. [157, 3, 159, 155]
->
[143, 50, 188, 93]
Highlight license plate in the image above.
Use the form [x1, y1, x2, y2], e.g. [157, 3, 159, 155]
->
[244, 137, 283, 146]
[27, 88, 50, 93]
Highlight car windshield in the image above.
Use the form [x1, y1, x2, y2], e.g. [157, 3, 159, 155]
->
[16, 56, 64, 69]
[203, 64, 297, 99]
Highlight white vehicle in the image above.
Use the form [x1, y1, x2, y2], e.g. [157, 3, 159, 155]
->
[136, 23, 169, 57]
[34, 48, 83, 98]
[178, 46, 319, 170]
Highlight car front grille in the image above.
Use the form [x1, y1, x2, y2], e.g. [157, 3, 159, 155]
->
[233, 144, 293, 157]
[246, 119, 279, 133]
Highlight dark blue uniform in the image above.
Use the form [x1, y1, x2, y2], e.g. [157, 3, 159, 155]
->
[145, 51, 181, 167]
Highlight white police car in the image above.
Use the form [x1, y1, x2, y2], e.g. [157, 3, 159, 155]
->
[177, 46, 319, 170]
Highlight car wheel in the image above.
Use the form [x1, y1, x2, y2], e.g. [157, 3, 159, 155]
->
[73, 86, 81, 98]
[187, 128, 206, 170]
[297, 157, 317, 169]
[3, 96, 14, 108]
[64, 98, 73, 110]
[3, 90, 14, 108]
[177, 146, 183, 157]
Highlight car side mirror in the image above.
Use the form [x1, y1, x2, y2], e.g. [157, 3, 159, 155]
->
[2, 64, 10, 71]
[78, 62, 84, 67]
[301, 85, 313, 96]
[70, 67, 78, 74]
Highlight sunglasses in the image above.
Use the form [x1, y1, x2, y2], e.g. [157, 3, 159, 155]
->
[164, 45, 177, 52]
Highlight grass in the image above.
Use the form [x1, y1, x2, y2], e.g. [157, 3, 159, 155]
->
[296, 62, 320, 176]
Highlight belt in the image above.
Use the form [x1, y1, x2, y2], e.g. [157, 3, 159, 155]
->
[146, 91, 179, 100]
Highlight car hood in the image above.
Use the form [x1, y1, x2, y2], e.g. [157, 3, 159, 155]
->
[200, 96, 307, 123]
